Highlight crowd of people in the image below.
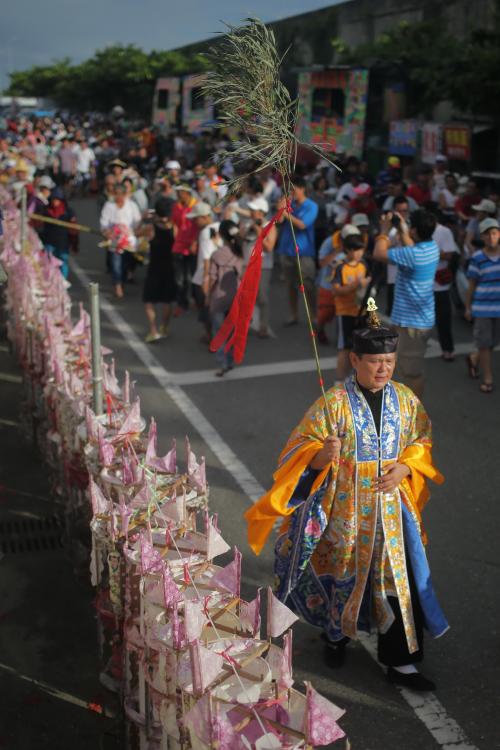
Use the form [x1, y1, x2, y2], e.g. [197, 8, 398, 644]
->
[1, 112, 499, 392]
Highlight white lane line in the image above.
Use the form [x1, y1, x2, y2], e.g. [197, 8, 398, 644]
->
[0, 417, 19, 427]
[360, 636, 478, 749]
[0, 372, 22, 383]
[172, 356, 338, 385]
[70, 260, 477, 749]
[71, 261, 264, 501]
[167, 342, 474, 387]
[0, 661, 115, 718]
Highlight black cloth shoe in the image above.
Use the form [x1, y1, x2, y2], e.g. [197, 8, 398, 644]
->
[387, 667, 436, 692]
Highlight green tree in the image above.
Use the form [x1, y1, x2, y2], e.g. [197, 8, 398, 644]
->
[335, 21, 462, 118]
[449, 27, 500, 121]
[5, 45, 209, 116]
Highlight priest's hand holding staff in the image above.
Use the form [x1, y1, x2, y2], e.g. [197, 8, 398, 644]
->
[310, 431, 342, 470]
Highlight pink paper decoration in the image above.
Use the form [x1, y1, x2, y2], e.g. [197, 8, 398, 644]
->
[163, 567, 183, 610]
[85, 406, 98, 442]
[206, 518, 231, 560]
[211, 547, 242, 597]
[266, 587, 299, 639]
[146, 419, 177, 472]
[185, 436, 197, 475]
[189, 640, 224, 694]
[190, 455, 207, 493]
[116, 398, 142, 437]
[184, 693, 212, 745]
[140, 535, 164, 576]
[89, 476, 110, 516]
[98, 428, 115, 467]
[304, 681, 346, 746]
[118, 494, 133, 539]
[171, 601, 186, 650]
[69, 305, 90, 338]
[145, 418, 157, 464]
[184, 598, 206, 643]
[103, 361, 121, 397]
[240, 589, 261, 637]
[123, 370, 130, 405]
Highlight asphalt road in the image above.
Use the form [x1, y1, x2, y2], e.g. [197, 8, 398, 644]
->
[12, 196, 500, 750]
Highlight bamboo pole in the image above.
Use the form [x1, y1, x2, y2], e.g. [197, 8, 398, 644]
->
[283, 186, 334, 435]
[30, 212, 98, 234]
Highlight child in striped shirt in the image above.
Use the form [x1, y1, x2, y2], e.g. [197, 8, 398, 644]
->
[466, 217, 500, 393]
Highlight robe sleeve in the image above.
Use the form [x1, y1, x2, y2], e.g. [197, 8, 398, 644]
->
[397, 388, 444, 542]
[244, 389, 341, 555]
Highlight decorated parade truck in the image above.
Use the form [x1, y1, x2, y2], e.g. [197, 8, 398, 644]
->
[153, 66, 369, 158]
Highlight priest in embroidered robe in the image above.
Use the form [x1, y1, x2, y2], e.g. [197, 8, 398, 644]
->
[245, 301, 448, 691]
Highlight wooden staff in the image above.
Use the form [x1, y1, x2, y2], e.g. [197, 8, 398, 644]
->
[30, 212, 99, 235]
[31, 212, 147, 259]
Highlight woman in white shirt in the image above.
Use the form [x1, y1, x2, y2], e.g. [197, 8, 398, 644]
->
[437, 174, 458, 219]
[100, 183, 142, 298]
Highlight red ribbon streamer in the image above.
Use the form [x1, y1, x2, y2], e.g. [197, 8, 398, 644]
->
[209, 206, 285, 363]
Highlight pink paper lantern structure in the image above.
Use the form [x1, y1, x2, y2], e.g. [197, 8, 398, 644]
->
[0, 186, 347, 749]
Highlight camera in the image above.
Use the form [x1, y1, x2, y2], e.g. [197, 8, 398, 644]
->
[254, 218, 263, 227]
[391, 214, 401, 229]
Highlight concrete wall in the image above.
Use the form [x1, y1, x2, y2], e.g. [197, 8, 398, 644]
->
[171, 0, 495, 70]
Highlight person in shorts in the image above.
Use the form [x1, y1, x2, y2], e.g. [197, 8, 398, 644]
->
[373, 209, 440, 398]
[276, 176, 318, 325]
[332, 235, 371, 382]
[315, 223, 360, 344]
[465, 218, 500, 393]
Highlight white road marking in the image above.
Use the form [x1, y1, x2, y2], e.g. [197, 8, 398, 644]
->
[0, 417, 19, 427]
[360, 635, 478, 749]
[0, 344, 9, 352]
[0, 661, 115, 718]
[172, 356, 339, 385]
[168, 342, 473, 387]
[0, 372, 22, 383]
[71, 261, 264, 501]
[71, 260, 478, 749]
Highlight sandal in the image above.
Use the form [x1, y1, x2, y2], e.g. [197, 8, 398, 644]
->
[479, 382, 494, 393]
[466, 354, 479, 379]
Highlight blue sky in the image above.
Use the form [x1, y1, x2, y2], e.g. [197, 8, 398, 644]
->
[0, 0, 344, 90]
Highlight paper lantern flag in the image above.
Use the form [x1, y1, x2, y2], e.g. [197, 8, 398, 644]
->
[0, 180, 348, 749]
[267, 587, 299, 639]
[305, 682, 346, 746]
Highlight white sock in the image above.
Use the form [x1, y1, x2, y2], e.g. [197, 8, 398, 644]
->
[393, 664, 418, 674]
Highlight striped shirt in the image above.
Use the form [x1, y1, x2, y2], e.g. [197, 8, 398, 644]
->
[388, 241, 440, 328]
[466, 250, 500, 318]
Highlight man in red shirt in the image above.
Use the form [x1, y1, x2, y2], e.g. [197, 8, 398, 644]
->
[349, 183, 378, 219]
[455, 179, 481, 221]
[407, 169, 433, 206]
[171, 185, 199, 312]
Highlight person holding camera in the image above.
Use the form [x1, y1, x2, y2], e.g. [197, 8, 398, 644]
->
[241, 197, 277, 338]
[374, 209, 440, 398]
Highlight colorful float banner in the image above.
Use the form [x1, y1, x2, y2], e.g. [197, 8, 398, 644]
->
[421, 122, 442, 164]
[295, 68, 369, 159]
[182, 73, 214, 134]
[443, 124, 471, 161]
[389, 120, 418, 156]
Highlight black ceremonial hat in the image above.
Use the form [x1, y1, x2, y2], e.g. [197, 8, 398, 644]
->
[352, 298, 399, 355]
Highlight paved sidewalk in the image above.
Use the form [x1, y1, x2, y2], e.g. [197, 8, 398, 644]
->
[0, 321, 120, 749]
